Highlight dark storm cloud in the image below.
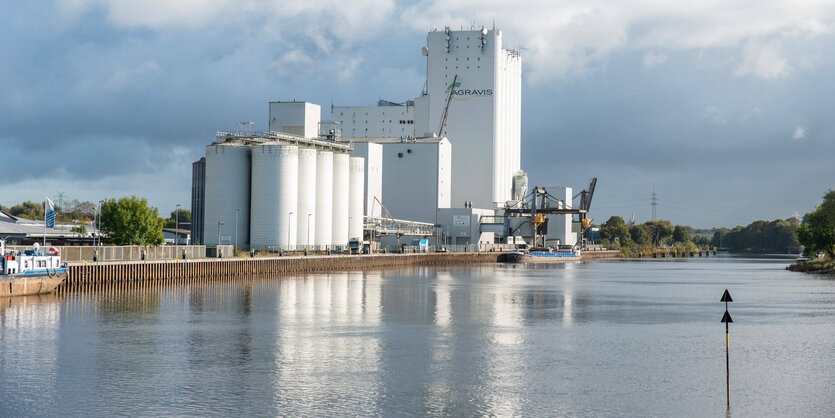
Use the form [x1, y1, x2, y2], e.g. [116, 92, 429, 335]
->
[3, 1, 834, 226]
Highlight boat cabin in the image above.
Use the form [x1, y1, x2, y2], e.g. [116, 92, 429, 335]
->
[1, 240, 64, 276]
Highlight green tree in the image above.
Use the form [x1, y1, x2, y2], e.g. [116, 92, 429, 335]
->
[673, 225, 691, 243]
[629, 225, 650, 245]
[99, 196, 164, 245]
[170, 208, 191, 223]
[9, 200, 45, 220]
[600, 216, 629, 242]
[55, 199, 98, 223]
[711, 228, 729, 248]
[693, 235, 711, 246]
[797, 189, 835, 257]
[644, 220, 673, 245]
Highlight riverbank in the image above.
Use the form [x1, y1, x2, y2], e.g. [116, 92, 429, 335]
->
[787, 257, 835, 275]
[60, 250, 621, 290]
[63, 253, 497, 289]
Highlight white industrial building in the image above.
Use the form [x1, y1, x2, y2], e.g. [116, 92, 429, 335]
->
[350, 138, 451, 224]
[192, 27, 581, 251]
[201, 102, 364, 250]
[333, 26, 521, 210]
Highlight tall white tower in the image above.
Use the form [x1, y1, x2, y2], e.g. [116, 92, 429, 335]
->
[422, 26, 522, 208]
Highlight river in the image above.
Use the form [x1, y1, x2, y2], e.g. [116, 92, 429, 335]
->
[1, 255, 833, 416]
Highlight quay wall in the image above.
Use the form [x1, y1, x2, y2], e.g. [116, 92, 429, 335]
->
[63, 253, 496, 289]
[581, 250, 620, 259]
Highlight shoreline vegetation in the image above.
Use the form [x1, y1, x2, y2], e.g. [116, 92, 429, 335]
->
[596, 216, 799, 258]
[787, 258, 835, 275]
[790, 188, 835, 275]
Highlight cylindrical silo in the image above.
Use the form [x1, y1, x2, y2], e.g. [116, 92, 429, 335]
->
[296, 147, 317, 248]
[348, 156, 364, 241]
[203, 143, 250, 247]
[250, 144, 298, 250]
[314, 151, 333, 248]
[331, 152, 350, 248]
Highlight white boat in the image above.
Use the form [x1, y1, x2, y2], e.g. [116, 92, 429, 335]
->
[497, 247, 582, 263]
[1, 240, 67, 297]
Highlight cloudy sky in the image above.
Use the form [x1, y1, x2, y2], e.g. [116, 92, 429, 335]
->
[2, 0, 834, 228]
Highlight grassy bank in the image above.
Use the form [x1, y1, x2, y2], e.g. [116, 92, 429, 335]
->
[787, 257, 835, 274]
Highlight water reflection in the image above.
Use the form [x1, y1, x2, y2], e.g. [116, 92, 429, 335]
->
[1, 257, 833, 416]
[273, 272, 383, 415]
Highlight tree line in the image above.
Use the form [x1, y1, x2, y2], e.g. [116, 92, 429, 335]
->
[598, 215, 800, 255]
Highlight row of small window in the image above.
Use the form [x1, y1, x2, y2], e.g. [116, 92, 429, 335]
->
[445, 66, 479, 70]
[446, 57, 480, 62]
[400, 120, 413, 124]
[397, 149, 413, 158]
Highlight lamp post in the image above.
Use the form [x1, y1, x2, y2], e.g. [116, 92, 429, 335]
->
[217, 221, 223, 246]
[175, 203, 180, 246]
[235, 208, 240, 250]
[93, 203, 99, 247]
[307, 213, 312, 249]
[288, 211, 294, 250]
[97, 200, 104, 247]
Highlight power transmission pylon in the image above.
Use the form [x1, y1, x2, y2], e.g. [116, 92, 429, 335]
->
[651, 187, 657, 220]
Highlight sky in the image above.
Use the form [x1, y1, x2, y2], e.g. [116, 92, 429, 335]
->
[2, 0, 835, 228]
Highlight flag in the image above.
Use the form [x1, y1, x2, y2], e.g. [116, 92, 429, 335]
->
[45, 197, 56, 228]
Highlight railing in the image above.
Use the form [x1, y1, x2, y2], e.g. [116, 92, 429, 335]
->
[364, 216, 437, 237]
[214, 131, 353, 152]
[8, 245, 207, 262]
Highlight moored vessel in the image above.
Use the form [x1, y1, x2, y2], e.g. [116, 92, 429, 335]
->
[497, 247, 581, 263]
[1, 240, 67, 297]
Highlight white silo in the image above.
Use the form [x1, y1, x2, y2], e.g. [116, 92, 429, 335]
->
[315, 151, 333, 248]
[203, 143, 250, 247]
[332, 152, 350, 247]
[250, 144, 299, 250]
[348, 156, 365, 241]
[297, 147, 317, 248]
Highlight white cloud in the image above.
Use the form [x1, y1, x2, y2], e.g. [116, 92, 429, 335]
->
[793, 126, 807, 140]
[268, 50, 315, 78]
[106, 61, 161, 90]
[52, 1, 835, 82]
[734, 40, 791, 79]
[642, 51, 667, 70]
[702, 106, 726, 124]
[400, 1, 835, 81]
[742, 107, 763, 120]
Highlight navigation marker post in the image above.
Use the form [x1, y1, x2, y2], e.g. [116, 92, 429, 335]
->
[720, 289, 734, 410]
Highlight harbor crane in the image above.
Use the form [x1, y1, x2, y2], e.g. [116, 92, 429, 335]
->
[503, 177, 597, 249]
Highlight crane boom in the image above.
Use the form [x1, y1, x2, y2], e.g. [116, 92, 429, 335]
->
[438, 74, 458, 138]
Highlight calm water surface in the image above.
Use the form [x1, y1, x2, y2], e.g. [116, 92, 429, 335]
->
[2, 255, 834, 416]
